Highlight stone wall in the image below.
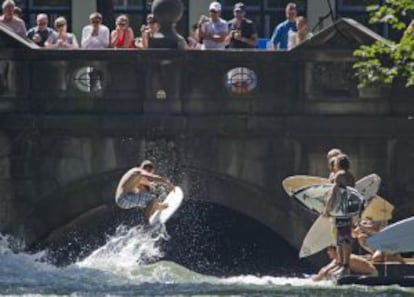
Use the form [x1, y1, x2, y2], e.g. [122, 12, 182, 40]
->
[0, 132, 13, 230]
[1, 116, 413, 252]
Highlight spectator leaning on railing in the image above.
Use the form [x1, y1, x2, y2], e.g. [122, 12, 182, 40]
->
[197, 1, 228, 50]
[111, 15, 134, 48]
[135, 14, 159, 49]
[45, 16, 79, 49]
[0, 0, 26, 38]
[288, 16, 312, 49]
[226, 2, 258, 49]
[27, 13, 55, 47]
[81, 12, 110, 49]
[270, 2, 297, 51]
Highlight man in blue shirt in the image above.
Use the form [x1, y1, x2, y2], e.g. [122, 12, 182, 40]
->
[270, 3, 297, 51]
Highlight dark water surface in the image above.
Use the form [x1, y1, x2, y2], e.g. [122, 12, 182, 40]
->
[1, 202, 413, 297]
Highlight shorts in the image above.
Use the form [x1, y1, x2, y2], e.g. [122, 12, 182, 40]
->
[116, 192, 154, 210]
[335, 217, 352, 246]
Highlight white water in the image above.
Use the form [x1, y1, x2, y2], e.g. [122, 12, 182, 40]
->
[0, 226, 412, 297]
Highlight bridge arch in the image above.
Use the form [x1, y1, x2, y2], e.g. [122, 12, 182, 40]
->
[11, 165, 314, 255]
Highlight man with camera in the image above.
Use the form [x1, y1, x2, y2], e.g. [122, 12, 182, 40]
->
[27, 13, 55, 47]
[197, 1, 228, 50]
[226, 3, 258, 49]
[135, 14, 159, 49]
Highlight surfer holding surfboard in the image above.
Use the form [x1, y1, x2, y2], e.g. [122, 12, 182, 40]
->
[115, 160, 175, 222]
[323, 154, 362, 277]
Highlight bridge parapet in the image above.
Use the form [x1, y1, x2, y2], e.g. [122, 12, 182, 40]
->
[0, 19, 412, 116]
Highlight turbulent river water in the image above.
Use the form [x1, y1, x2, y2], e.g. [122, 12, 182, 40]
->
[0, 222, 413, 297]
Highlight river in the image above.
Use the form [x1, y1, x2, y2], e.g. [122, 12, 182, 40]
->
[0, 223, 413, 297]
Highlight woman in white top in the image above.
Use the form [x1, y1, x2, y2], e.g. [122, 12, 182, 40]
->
[45, 16, 79, 49]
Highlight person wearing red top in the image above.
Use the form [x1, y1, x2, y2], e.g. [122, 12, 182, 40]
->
[111, 15, 134, 48]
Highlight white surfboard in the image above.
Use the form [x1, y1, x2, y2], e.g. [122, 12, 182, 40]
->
[299, 195, 395, 258]
[148, 186, 183, 226]
[282, 175, 329, 196]
[292, 174, 380, 215]
[282, 174, 380, 199]
[293, 185, 364, 217]
[355, 174, 381, 201]
[296, 174, 383, 258]
[299, 215, 334, 258]
[366, 216, 414, 253]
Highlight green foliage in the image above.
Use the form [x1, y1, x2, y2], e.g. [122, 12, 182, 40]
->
[353, 1, 414, 87]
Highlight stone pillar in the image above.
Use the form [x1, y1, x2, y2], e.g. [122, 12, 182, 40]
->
[71, 0, 97, 43]
[150, 0, 186, 49]
[307, 0, 336, 33]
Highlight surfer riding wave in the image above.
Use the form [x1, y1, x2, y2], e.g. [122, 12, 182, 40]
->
[115, 160, 174, 222]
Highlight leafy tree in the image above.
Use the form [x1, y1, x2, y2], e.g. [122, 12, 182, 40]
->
[353, 1, 414, 87]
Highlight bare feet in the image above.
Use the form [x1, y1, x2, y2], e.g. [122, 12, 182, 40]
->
[144, 199, 168, 222]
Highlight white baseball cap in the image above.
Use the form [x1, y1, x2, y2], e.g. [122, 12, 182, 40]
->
[209, 1, 221, 12]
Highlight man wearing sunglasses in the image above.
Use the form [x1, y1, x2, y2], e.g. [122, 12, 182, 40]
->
[197, 1, 228, 50]
[115, 160, 175, 222]
[226, 3, 257, 49]
[81, 12, 110, 49]
[27, 13, 55, 47]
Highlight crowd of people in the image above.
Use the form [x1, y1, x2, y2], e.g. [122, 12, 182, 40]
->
[191, 1, 311, 50]
[0, 0, 312, 50]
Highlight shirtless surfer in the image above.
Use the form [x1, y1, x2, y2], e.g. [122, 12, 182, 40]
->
[115, 160, 174, 222]
[353, 219, 405, 264]
[323, 154, 360, 276]
[312, 246, 377, 281]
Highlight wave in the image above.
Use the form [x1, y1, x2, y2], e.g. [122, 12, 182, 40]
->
[0, 227, 413, 297]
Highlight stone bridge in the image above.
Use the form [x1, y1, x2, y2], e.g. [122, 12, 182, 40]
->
[0, 19, 414, 261]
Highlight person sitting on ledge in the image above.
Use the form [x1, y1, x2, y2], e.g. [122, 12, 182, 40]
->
[312, 246, 378, 281]
[352, 219, 405, 264]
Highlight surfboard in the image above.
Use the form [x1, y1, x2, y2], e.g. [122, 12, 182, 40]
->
[291, 174, 380, 215]
[362, 196, 394, 222]
[299, 195, 395, 258]
[299, 215, 334, 258]
[355, 174, 381, 201]
[148, 186, 183, 226]
[366, 216, 414, 253]
[293, 184, 364, 217]
[282, 175, 329, 196]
